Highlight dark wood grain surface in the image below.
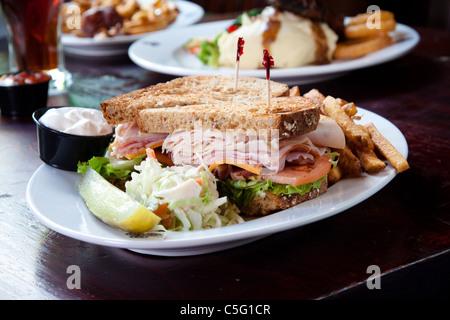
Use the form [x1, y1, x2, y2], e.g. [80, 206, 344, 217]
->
[0, 25, 449, 302]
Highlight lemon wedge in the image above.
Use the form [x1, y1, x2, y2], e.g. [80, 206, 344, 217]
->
[78, 167, 161, 233]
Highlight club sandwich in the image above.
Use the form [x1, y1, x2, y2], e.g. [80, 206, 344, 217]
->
[100, 75, 345, 215]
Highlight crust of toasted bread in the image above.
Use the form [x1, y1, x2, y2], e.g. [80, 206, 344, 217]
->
[137, 96, 320, 137]
[239, 177, 328, 216]
[100, 75, 290, 125]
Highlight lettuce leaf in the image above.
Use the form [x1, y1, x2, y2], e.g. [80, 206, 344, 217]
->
[77, 157, 133, 180]
[197, 33, 222, 68]
[233, 8, 262, 26]
[217, 176, 326, 208]
[326, 151, 340, 168]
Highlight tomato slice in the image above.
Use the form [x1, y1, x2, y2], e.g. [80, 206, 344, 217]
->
[227, 24, 239, 33]
[261, 155, 332, 186]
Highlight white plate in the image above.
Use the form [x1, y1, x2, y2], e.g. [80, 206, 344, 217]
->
[27, 108, 408, 257]
[62, 1, 204, 57]
[128, 19, 419, 85]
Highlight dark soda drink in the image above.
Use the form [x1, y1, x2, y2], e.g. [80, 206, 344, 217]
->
[1, 0, 62, 72]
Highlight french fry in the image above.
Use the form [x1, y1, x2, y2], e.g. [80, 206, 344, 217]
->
[323, 96, 374, 150]
[342, 102, 358, 118]
[116, 0, 138, 19]
[364, 122, 410, 172]
[335, 145, 362, 177]
[303, 89, 326, 113]
[328, 165, 344, 185]
[302, 85, 407, 179]
[353, 146, 387, 173]
[303, 89, 325, 104]
[346, 125, 386, 173]
[335, 97, 347, 106]
[289, 86, 300, 97]
[130, 9, 149, 22]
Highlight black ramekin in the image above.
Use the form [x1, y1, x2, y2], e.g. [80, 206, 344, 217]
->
[32, 107, 114, 171]
[0, 72, 50, 117]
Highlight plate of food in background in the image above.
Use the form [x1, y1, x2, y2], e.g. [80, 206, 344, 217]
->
[61, 0, 204, 57]
[128, 4, 419, 85]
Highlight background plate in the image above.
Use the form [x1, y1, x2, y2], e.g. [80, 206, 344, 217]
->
[62, 0, 204, 57]
[128, 19, 419, 85]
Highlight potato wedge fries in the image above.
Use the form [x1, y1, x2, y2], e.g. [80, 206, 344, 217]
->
[323, 96, 374, 150]
[352, 143, 387, 173]
[335, 145, 362, 178]
[301, 89, 409, 184]
[328, 165, 344, 185]
[289, 86, 301, 97]
[365, 122, 410, 173]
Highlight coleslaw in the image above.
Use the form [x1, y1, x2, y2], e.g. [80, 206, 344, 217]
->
[125, 156, 244, 231]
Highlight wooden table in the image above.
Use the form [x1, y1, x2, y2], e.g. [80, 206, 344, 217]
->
[1, 24, 449, 304]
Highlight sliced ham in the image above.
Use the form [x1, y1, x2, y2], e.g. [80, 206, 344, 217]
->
[115, 117, 344, 186]
[162, 117, 344, 179]
[110, 122, 168, 159]
[163, 129, 281, 171]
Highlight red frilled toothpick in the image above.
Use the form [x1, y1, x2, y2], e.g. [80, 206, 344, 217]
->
[234, 37, 245, 91]
[262, 49, 274, 107]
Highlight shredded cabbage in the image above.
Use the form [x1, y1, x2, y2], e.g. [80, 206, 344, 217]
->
[125, 157, 244, 231]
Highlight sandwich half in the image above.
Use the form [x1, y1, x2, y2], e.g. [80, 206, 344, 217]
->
[115, 99, 344, 216]
[100, 75, 345, 216]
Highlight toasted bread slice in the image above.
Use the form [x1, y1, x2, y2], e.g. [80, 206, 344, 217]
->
[240, 177, 328, 216]
[100, 75, 290, 125]
[136, 96, 320, 138]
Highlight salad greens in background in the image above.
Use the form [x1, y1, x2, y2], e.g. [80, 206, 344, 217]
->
[188, 9, 262, 68]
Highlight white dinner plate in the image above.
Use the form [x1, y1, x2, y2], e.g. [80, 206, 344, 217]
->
[62, 0, 204, 57]
[27, 108, 408, 257]
[128, 19, 419, 85]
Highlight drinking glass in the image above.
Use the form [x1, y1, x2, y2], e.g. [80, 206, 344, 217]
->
[0, 0, 72, 94]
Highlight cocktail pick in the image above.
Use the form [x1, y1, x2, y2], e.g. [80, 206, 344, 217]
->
[262, 49, 274, 108]
[234, 37, 245, 91]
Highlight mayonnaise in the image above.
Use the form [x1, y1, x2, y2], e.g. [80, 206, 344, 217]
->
[39, 107, 113, 136]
